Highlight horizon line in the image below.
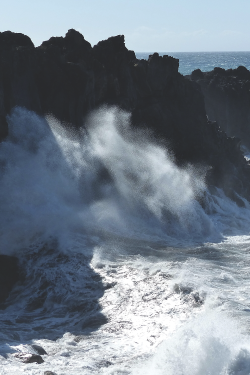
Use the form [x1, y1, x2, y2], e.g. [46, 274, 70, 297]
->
[135, 51, 250, 54]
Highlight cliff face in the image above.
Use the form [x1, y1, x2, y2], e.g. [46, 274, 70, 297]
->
[191, 66, 250, 149]
[0, 29, 250, 204]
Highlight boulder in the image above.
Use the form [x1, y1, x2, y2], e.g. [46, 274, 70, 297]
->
[12, 352, 44, 364]
[31, 344, 48, 355]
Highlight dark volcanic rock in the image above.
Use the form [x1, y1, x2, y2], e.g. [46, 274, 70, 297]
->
[0, 255, 20, 304]
[13, 352, 44, 364]
[0, 30, 250, 202]
[191, 66, 250, 148]
[31, 344, 48, 355]
[0, 31, 34, 50]
[40, 28, 92, 64]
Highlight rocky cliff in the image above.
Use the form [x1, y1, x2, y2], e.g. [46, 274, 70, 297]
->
[191, 66, 250, 149]
[0, 29, 250, 204]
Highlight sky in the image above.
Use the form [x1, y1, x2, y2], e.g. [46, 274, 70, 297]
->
[1, 0, 250, 52]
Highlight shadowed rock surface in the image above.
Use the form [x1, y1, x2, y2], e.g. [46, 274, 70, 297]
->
[190, 66, 250, 149]
[0, 29, 250, 203]
[0, 255, 20, 304]
[31, 344, 48, 355]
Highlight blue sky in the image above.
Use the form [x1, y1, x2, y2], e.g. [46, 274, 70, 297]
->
[1, 0, 249, 52]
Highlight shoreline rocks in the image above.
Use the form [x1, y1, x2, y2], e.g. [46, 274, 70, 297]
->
[11, 344, 47, 365]
[190, 66, 250, 149]
[0, 29, 250, 202]
[12, 352, 44, 364]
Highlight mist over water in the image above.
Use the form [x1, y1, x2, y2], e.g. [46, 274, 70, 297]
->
[1, 107, 250, 374]
[0, 106, 218, 254]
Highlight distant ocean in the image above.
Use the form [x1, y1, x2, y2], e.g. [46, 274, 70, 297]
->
[136, 51, 250, 75]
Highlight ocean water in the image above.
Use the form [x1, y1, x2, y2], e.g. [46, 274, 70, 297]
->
[1, 106, 250, 375]
[136, 51, 250, 76]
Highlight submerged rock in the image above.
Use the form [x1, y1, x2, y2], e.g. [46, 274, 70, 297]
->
[12, 352, 44, 364]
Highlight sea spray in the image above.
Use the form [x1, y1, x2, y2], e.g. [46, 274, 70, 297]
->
[132, 309, 250, 375]
[1, 107, 250, 374]
[0, 106, 217, 255]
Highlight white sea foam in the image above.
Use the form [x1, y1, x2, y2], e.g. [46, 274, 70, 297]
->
[0, 106, 220, 255]
[132, 309, 250, 375]
[1, 107, 250, 374]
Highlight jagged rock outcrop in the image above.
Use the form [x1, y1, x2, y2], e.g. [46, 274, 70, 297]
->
[0, 29, 250, 203]
[190, 66, 250, 149]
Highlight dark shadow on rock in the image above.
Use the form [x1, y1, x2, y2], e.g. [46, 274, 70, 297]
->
[0, 255, 21, 305]
[0, 244, 107, 352]
[190, 65, 250, 150]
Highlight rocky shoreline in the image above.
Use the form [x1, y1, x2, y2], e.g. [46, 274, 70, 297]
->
[1, 29, 250, 301]
[1, 29, 250, 204]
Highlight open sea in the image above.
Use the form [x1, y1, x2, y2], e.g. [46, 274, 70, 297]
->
[1, 54, 250, 375]
[136, 51, 250, 75]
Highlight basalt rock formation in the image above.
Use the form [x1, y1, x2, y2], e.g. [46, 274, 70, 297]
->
[191, 66, 250, 149]
[0, 29, 250, 204]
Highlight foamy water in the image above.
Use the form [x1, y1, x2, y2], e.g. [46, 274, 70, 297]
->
[0, 107, 250, 374]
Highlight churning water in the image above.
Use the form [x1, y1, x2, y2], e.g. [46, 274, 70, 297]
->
[1, 107, 250, 374]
